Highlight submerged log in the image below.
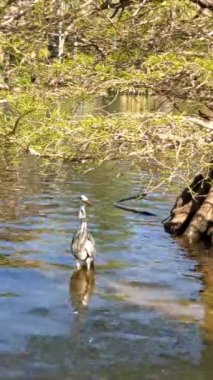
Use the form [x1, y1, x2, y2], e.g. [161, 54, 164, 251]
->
[163, 166, 213, 244]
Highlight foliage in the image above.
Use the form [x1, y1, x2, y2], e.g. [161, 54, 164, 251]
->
[0, 92, 211, 189]
[0, 0, 212, 188]
[0, 1, 212, 97]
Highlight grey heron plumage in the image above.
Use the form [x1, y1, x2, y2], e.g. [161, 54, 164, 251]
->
[71, 195, 95, 270]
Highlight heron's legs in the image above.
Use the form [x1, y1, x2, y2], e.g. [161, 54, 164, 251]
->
[86, 257, 93, 270]
[76, 260, 82, 271]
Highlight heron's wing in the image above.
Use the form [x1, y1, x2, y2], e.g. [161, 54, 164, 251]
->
[71, 230, 95, 259]
[71, 230, 87, 255]
[87, 232, 95, 247]
[85, 232, 96, 257]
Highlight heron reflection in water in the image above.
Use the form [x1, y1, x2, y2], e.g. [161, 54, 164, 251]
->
[69, 267, 95, 314]
[71, 195, 95, 270]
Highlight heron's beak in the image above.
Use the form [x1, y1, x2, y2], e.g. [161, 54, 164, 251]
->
[83, 199, 92, 206]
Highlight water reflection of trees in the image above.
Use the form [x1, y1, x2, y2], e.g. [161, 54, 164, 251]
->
[0, 152, 156, 252]
[177, 239, 213, 376]
[0, 155, 68, 251]
[176, 237, 213, 343]
[103, 94, 172, 114]
[0, 156, 55, 221]
[0, 254, 70, 270]
[77, 161, 143, 246]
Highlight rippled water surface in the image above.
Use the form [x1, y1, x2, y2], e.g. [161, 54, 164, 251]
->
[0, 155, 213, 380]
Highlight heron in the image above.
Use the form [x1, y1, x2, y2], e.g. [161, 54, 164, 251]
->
[71, 195, 95, 270]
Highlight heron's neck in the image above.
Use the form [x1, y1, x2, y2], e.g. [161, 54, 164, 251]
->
[79, 205, 87, 232]
[80, 218, 87, 233]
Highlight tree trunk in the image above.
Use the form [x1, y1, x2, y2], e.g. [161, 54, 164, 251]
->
[163, 166, 213, 245]
[185, 187, 213, 243]
[58, 0, 65, 63]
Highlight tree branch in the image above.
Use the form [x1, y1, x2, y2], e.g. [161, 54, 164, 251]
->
[7, 109, 35, 137]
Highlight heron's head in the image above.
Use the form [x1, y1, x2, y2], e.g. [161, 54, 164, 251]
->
[79, 194, 92, 206]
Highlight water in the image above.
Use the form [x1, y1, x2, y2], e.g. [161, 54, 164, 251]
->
[0, 155, 212, 380]
[62, 92, 203, 119]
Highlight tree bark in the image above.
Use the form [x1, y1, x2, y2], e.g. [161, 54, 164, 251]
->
[185, 187, 213, 242]
[163, 166, 213, 245]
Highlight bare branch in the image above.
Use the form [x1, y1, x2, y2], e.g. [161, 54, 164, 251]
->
[7, 109, 35, 136]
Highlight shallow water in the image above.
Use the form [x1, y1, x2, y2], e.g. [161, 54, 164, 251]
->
[0, 155, 213, 380]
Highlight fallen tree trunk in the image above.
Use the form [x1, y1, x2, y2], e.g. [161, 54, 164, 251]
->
[163, 166, 213, 244]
